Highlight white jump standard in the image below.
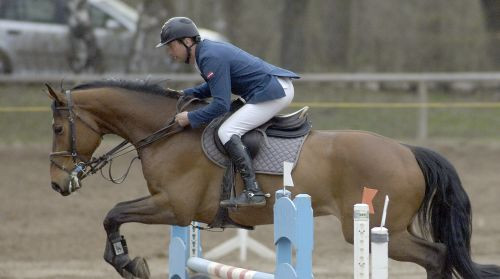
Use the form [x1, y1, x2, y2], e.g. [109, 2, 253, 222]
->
[353, 195, 390, 279]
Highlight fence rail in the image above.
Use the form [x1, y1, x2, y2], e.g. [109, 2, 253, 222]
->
[2, 102, 500, 113]
[1, 72, 500, 84]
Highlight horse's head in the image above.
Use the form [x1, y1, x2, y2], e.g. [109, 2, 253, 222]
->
[46, 84, 102, 196]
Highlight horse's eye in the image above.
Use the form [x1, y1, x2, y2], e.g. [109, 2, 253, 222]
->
[53, 125, 63, 135]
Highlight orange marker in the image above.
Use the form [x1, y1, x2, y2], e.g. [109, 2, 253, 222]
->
[362, 187, 378, 214]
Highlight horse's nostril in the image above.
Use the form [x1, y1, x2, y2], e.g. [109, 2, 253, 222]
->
[51, 182, 62, 193]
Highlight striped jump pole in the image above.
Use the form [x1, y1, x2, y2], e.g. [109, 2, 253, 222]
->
[187, 257, 273, 279]
[168, 189, 314, 279]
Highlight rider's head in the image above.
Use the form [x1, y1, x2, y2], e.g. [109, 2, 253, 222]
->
[156, 17, 200, 64]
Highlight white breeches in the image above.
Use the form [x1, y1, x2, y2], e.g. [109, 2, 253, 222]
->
[218, 77, 294, 144]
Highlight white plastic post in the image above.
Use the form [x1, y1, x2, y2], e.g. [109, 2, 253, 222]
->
[189, 222, 201, 258]
[380, 195, 389, 227]
[371, 227, 389, 279]
[354, 204, 369, 279]
[239, 229, 248, 261]
[283, 161, 294, 194]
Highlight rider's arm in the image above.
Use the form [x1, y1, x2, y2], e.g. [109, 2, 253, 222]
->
[183, 82, 211, 99]
[187, 59, 231, 128]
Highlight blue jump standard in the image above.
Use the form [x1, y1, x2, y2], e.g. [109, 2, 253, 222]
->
[168, 189, 314, 279]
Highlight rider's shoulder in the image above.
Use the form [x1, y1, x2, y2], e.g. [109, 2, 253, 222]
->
[198, 40, 237, 65]
[199, 40, 238, 56]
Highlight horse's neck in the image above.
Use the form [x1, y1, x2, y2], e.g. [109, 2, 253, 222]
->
[76, 89, 178, 143]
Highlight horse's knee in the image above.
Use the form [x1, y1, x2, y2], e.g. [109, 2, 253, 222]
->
[103, 208, 121, 232]
[103, 216, 115, 232]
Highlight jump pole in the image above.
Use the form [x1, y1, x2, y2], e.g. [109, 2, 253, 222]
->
[187, 257, 274, 279]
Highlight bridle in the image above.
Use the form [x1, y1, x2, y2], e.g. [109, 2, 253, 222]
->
[49, 90, 103, 192]
[49, 89, 200, 193]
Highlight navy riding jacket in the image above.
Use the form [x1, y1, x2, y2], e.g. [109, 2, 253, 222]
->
[183, 40, 299, 128]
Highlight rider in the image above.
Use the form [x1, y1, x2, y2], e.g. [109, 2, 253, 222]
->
[156, 17, 299, 207]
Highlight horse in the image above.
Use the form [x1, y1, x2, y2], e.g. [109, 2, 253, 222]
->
[46, 79, 500, 279]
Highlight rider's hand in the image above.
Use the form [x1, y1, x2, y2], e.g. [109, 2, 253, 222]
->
[175, 111, 190, 127]
[167, 88, 184, 96]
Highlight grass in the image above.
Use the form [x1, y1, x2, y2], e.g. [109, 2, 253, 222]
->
[0, 84, 52, 143]
[288, 83, 500, 140]
[1, 83, 499, 143]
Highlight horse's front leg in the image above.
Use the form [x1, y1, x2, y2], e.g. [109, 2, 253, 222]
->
[102, 194, 180, 279]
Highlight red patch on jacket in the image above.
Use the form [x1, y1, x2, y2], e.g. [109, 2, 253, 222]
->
[206, 72, 214, 79]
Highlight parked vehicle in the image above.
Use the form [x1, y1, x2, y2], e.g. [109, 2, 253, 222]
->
[0, 0, 227, 74]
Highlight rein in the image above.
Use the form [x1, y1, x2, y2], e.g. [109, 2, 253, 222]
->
[50, 90, 199, 187]
[89, 117, 182, 184]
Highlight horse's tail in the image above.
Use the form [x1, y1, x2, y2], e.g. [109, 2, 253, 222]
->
[407, 145, 500, 279]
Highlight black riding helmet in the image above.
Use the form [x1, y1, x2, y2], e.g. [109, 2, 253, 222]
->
[156, 17, 201, 64]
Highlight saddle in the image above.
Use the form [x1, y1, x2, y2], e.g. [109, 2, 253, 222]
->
[207, 98, 312, 230]
[213, 98, 311, 158]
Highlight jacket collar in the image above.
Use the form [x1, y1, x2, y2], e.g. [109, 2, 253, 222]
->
[194, 39, 204, 68]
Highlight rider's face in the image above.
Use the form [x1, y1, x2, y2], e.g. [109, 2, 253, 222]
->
[166, 40, 186, 63]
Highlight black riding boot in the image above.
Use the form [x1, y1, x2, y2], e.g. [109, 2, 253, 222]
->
[220, 135, 266, 208]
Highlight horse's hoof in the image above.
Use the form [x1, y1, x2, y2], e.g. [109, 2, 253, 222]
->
[125, 257, 150, 279]
[120, 269, 135, 279]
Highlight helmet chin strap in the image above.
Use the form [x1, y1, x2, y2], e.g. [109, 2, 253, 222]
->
[180, 40, 196, 64]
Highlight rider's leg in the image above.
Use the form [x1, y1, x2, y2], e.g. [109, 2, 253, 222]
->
[221, 134, 266, 207]
[219, 77, 294, 207]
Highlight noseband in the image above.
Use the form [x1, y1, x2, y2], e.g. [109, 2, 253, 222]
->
[49, 89, 200, 190]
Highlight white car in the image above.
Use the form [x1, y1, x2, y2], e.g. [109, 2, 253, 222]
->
[0, 0, 227, 74]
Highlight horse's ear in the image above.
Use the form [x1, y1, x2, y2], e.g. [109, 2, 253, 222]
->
[45, 83, 62, 104]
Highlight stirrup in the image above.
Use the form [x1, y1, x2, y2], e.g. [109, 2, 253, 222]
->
[220, 191, 270, 208]
[247, 191, 271, 198]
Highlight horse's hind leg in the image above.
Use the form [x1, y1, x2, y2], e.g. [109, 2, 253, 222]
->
[103, 194, 180, 279]
[389, 230, 448, 279]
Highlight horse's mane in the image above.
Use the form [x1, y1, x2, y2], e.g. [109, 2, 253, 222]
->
[72, 79, 180, 99]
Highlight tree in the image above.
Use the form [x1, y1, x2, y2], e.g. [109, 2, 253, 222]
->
[67, 0, 102, 73]
[481, 0, 500, 68]
[126, 1, 161, 73]
[280, 0, 310, 72]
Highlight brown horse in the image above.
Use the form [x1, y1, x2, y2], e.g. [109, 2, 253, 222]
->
[46, 80, 500, 279]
